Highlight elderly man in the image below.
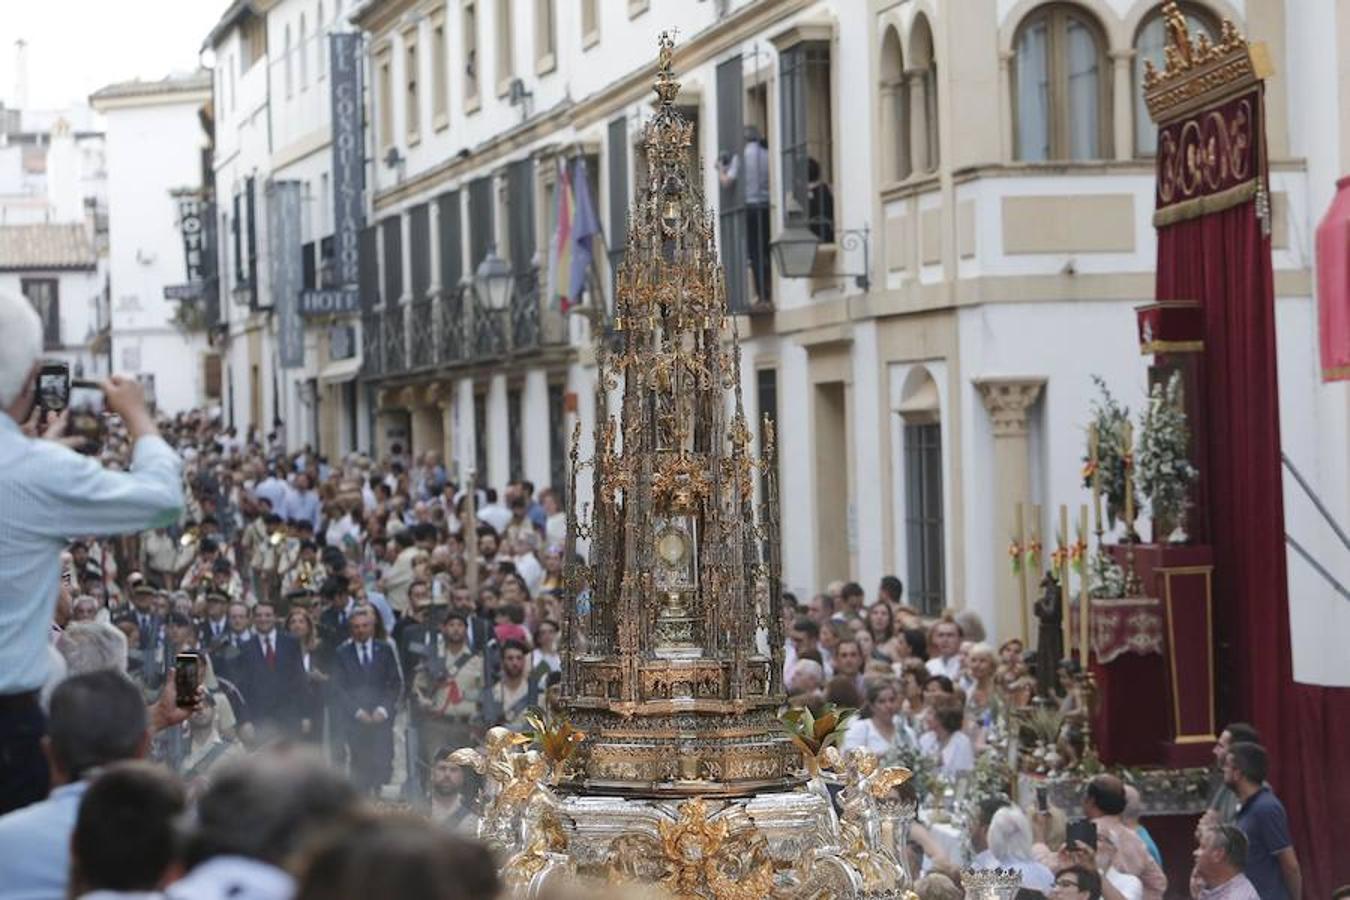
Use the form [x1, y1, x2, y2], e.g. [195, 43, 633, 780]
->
[1192, 825, 1260, 900]
[0, 291, 183, 814]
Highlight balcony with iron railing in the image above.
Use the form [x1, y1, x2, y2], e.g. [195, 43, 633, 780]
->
[362, 266, 565, 379]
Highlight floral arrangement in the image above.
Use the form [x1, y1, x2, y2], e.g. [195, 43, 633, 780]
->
[1088, 550, 1125, 599]
[1082, 376, 1138, 533]
[1136, 372, 1198, 542]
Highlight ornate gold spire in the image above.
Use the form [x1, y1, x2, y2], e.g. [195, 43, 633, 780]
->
[559, 35, 795, 798]
[1142, 1, 1270, 123]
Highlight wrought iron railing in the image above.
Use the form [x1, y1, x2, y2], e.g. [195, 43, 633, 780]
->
[363, 268, 565, 378]
[383, 306, 406, 373]
[439, 284, 468, 364]
[360, 311, 382, 375]
[510, 269, 541, 351]
[408, 297, 436, 369]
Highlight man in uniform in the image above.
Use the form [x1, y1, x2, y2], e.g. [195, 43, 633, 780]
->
[413, 611, 484, 787]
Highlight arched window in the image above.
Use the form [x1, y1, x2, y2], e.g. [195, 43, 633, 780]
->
[910, 15, 939, 173]
[1133, 4, 1216, 155]
[880, 26, 910, 182]
[1012, 4, 1110, 161]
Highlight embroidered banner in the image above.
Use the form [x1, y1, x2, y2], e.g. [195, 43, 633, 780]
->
[1153, 88, 1262, 227]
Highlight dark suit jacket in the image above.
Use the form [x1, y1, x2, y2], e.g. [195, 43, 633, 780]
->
[332, 640, 402, 724]
[235, 631, 307, 732]
[198, 617, 230, 651]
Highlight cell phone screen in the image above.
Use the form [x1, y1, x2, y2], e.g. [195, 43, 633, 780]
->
[174, 653, 201, 707]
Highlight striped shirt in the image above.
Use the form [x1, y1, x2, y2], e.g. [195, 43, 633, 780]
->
[0, 413, 183, 693]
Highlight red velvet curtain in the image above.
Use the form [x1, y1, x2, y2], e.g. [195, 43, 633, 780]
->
[1155, 168, 1350, 900]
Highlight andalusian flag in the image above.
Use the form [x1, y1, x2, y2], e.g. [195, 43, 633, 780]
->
[547, 159, 575, 311]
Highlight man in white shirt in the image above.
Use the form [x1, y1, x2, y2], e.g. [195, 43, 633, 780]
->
[925, 617, 964, 682]
[0, 291, 183, 814]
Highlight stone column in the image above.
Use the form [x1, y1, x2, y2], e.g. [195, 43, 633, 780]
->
[975, 377, 1045, 644]
[1111, 50, 1134, 161]
[906, 68, 929, 174]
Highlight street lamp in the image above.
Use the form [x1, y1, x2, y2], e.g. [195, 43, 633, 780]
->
[770, 224, 820, 279]
[771, 223, 872, 290]
[475, 245, 513, 311]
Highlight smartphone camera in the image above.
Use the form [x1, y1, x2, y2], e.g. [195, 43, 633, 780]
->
[37, 362, 71, 414]
[174, 652, 202, 708]
[1035, 784, 1049, 813]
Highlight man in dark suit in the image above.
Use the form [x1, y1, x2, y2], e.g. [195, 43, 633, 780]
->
[332, 606, 402, 796]
[234, 600, 307, 741]
[197, 588, 232, 651]
[125, 572, 163, 655]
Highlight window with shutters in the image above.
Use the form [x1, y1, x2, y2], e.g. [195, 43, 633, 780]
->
[463, 1, 480, 112]
[437, 190, 463, 290]
[494, 0, 514, 96]
[431, 7, 449, 128]
[904, 421, 945, 615]
[359, 223, 379, 308]
[535, 0, 556, 75]
[777, 37, 835, 242]
[381, 216, 403, 306]
[404, 28, 421, 144]
[376, 43, 394, 150]
[581, 0, 599, 50]
[506, 159, 535, 276]
[468, 175, 494, 273]
[716, 55, 752, 313]
[203, 353, 223, 400]
[302, 240, 317, 290]
[408, 203, 431, 300]
[22, 279, 60, 349]
[1012, 5, 1111, 161]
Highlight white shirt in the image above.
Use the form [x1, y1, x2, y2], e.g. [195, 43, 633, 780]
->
[166, 857, 294, 900]
[1106, 868, 1145, 900]
[918, 729, 976, 778]
[925, 654, 962, 682]
[477, 503, 512, 536]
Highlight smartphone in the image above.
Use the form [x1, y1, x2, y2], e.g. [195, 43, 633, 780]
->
[37, 362, 70, 413]
[174, 652, 202, 708]
[1066, 818, 1098, 852]
[1036, 784, 1049, 814]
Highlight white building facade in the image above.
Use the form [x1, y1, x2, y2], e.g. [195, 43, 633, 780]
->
[0, 103, 108, 378]
[206, 0, 365, 450]
[202, 0, 1347, 673]
[91, 74, 217, 416]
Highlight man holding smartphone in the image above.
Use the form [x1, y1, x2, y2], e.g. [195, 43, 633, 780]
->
[0, 291, 184, 815]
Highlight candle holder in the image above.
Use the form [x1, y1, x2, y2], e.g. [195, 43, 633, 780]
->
[1075, 669, 1102, 774]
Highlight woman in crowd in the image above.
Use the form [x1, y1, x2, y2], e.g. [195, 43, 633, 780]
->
[286, 607, 327, 742]
[964, 642, 1001, 729]
[843, 679, 915, 757]
[919, 695, 976, 778]
[866, 599, 900, 660]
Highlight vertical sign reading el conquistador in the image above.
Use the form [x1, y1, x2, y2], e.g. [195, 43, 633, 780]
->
[330, 33, 364, 293]
[268, 180, 305, 368]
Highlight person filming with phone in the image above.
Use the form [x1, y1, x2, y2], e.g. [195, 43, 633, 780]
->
[0, 291, 184, 815]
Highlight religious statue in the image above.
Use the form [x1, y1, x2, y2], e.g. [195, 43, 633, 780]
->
[1033, 571, 1063, 700]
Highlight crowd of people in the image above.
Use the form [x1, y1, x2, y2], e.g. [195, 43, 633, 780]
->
[0, 290, 1315, 900]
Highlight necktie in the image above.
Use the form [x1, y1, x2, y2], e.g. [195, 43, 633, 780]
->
[360, 644, 369, 668]
[264, 635, 276, 667]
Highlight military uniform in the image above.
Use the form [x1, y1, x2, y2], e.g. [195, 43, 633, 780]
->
[412, 638, 484, 772]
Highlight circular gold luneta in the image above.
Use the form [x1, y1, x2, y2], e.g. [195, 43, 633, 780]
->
[656, 527, 689, 567]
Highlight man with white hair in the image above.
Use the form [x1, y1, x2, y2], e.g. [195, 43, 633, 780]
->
[0, 289, 184, 814]
[56, 622, 129, 676]
[981, 805, 1055, 892]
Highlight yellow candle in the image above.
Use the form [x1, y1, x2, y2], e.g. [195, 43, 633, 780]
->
[1122, 420, 1134, 530]
[1080, 505, 1091, 668]
[1060, 505, 1071, 658]
[1090, 424, 1102, 539]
